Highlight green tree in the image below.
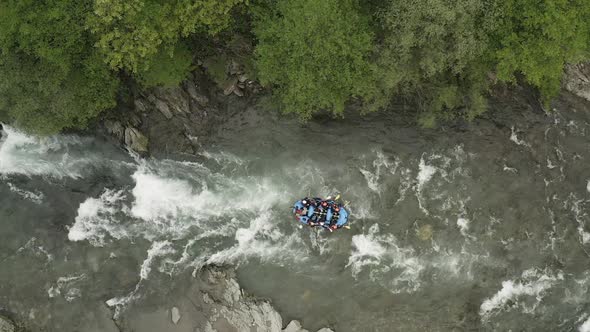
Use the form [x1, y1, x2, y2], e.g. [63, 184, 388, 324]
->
[492, 0, 590, 100]
[137, 44, 194, 87]
[377, 0, 495, 126]
[87, 0, 246, 78]
[0, 0, 119, 134]
[254, 0, 378, 119]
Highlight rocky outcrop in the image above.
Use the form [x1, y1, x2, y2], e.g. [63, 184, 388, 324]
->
[115, 266, 333, 332]
[564, 62, 590, 101]
[0, 315, 15, 332]
[100, 70, 228, 156]
[124, 127, 148, 154]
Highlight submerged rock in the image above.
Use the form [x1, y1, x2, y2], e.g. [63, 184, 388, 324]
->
[283, 320, 309, 332]
[171, 307, 181, 324]
[0, 315, 15, 332]
[115, 266, 331, 332]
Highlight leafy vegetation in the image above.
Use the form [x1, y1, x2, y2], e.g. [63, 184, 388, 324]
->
[376, 0, 494, 125]
[491, 0, 590, 100]
[0, 0, 119, 134]
[0, 0, 589, 133]
[253, 0, 377, 119]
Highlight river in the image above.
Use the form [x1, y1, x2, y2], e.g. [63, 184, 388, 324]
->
[1, 94, 590, 331]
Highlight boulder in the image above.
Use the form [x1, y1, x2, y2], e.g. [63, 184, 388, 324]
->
[154, 99, 173, 119]
[103, 120, 125, 141]
[283, 320, 309, 332]
[238, 74, 249, 83]
[223, 78, 238, 96]
[563, 62, 590, 101]
[134, 99, 149, 114]
[152, 87, 190, 116]
[124, 127, 149, 153]
[171, 307, 181, 324]
[183, 81, 209, 106]
[0, 316, 15, 332]
[233, 87, 244, 97]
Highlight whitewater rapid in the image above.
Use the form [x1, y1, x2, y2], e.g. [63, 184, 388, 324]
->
[2, 102, 590, 332]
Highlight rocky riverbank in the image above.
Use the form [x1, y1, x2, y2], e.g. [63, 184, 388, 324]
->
[113, 266, 333, 332]
[1, 265, 332, 332]
[99, 61, 261, 157]
[98, 60, 590, 157]
[0, 315, 15, 332]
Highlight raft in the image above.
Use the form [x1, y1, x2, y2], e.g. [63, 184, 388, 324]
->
[292, 197, 349, 231]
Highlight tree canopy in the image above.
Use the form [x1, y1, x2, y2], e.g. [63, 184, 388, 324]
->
[491, 0, 590, 100]
[0, 0, 118, 133]
[1, 0, 590, 133]
[254, 0, 377, 119]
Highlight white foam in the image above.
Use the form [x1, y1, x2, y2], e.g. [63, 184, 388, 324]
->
[457, 217, 471, 237]
[16, 237, 53, 262]
[0, 125, 95, 178]
[479, 268, 563, 321]
[417, 156, 437, 189]
[503, 164, 517, 173]
[140, 241, 176, 279]
[68, 189, 127, 246]
[359, 150, 399, 194]
[48, 274, 86, 300]
[206, 211, 301, 266]
[347, 224, 424, 293]
[415, 155, 438, 216]
[6, 182, 44, 204]
[568, 196, 590, 245]
[587, 180, 590, 193]
[580, 317, 590, 332]
[199, 150, 245, 166]
[510, 126, 531, 148]
[106, 241, 176, 318]
[395, 168, 413, 205]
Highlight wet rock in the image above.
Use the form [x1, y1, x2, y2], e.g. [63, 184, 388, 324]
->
[316, 328, 334, 332]
[154, 99, 173, 119]
[417, 224, 433, 241]
[238, 74, 249, 83]
[129, 113, 142, 127]
[171, 307, 181, 324]
[564, 62, 590, 101]
[103, 120, 125, 141]
[223, 78, 238, 96]
[124, 127, 149, 153]
[283, 320, 309, 332]
[134, 99, 149, 114]
[0, 315, 15, 332]
[183, 81, 209, 107]
[233, 87, 244, 97]
[152, 87, 190, 116]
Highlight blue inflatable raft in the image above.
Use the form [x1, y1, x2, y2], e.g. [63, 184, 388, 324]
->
[292, 197, 349, 231]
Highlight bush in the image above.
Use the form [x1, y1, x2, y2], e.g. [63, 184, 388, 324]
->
[254, 0, 378, 119]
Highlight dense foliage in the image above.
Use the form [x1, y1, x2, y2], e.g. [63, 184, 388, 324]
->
[0, 0, 589, 132]
[0, 0, 119, 133]
[376, 0, 494, 126]
[491, 0, 590, 100]
[254, 0, 377, 119]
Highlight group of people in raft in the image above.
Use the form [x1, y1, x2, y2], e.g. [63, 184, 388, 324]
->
[292, 196, 349, 232]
